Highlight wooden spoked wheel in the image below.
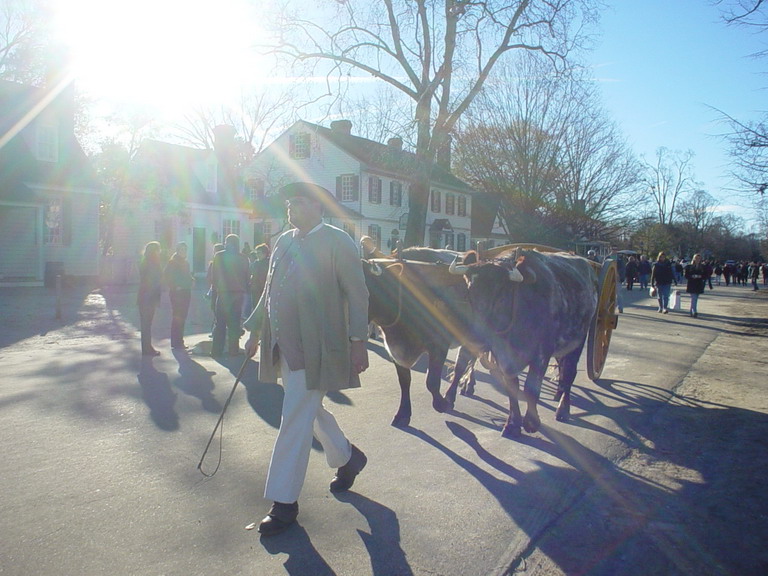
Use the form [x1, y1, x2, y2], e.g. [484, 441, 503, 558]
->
[587, 259, 619, 382]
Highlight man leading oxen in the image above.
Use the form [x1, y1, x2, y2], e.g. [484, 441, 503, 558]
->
[449, 247, 598, 438]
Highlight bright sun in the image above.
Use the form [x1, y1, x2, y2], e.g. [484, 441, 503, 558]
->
[51, 0, 269, 114]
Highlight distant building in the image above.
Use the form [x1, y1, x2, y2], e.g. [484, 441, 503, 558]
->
[0, 78, 102, 286]
[246, 119, 475, 251]
[109, 119, 485, 284]
[107, 125, 252, 282]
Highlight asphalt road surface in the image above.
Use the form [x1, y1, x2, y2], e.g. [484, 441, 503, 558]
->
[1, 281, 766, 575]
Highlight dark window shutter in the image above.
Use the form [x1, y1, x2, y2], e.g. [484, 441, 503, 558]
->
[289, 134, 296, 158]
[63, 198, 72, 246]
[336, 176, 342, 199]
[352, 175, 359, 201]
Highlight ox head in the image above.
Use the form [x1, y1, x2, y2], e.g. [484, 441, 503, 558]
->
[448, 251, 538, 336]
[449, 251, 536, 285]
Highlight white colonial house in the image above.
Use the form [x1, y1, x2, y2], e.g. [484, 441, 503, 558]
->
[107, 125, 255, 282]
[0, 78, 102, 287]
[108, 119, 504, 284]
[245, 119, 475, 252]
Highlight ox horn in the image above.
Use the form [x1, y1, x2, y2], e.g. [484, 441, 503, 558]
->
[508, 267, 524, 283]
[370, 262, 383, 276]
[449, 256, 470, 275]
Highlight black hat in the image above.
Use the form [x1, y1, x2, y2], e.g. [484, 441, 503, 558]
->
[279, 182, 332, 204]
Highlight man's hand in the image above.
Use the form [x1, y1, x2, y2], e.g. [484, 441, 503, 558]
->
[350, 340, 369, 374]
[245, 334, 260, 358]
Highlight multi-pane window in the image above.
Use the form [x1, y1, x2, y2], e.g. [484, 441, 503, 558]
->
[246, 179, 265, 203]
[368, 177, 382, 204]
[289, 132, 311, 159]
[457, 233, 467, 252]
[367, 224, 382, 250]
[44, 198, 62, 245]
[445, 193, 455, 215]
[390, 181, 403, 206]
[444, 232, 454, 249]
[458, 195, 467, 217]
[37, 124, 58, 162]
[223, 219, 240, 238]
[262, 220, 273, 239]
[337, 174, 359, 202]
[430, 189, 441, 212]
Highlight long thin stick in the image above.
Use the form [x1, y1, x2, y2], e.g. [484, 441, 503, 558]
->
[197, 356, 250, 477]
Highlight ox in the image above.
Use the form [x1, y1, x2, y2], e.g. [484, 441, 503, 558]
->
[362, 246, 477, 427]
[449, 248, 598, 438]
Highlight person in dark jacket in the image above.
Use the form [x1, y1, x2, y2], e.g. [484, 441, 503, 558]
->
[684, 253, 707, 318]
[625, 256, 639, 290]
[637, 255, 652, 290]
[650, 251, 675, 313]
[249, 243, 271, 306]
[138, 241, 163, 356]
[164, 242, 194, 350]
[211, 234, 250, 357]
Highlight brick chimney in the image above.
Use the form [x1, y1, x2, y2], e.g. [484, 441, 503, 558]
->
[330, 119, 353, 135]
[214, 125, 237, 195]
[387, 137, 403, 151]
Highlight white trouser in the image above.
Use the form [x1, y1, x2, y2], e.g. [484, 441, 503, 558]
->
[264, 355, 352, 504]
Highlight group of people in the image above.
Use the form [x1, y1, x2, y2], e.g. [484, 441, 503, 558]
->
[137, 241, 195, 355]
[137, 235, 273, 357]
[648, 252, 707, 317]
[607, 250, 737, 318]
[713, 260, 766, 290]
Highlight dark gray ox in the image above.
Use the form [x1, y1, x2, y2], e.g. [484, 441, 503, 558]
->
[362, 247, 477, 427]
[449, 248, 598, 438]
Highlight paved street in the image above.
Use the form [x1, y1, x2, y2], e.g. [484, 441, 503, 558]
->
[1, 281, 766, 576]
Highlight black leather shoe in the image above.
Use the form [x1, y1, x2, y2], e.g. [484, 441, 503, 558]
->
[330, 445, 367, 493]
[258, 502, 298, 537]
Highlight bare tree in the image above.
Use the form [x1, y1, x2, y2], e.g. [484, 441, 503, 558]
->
[717, 108, 768, 196]
[642, 147, 698, 226]
[267, 0, 599, 245]
[172, 87, 298, 158]
[0, 0, 47, 83]
[91, 113, 159, 255]
[454, 54, 640, 245]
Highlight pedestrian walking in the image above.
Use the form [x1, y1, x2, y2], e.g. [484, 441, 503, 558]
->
[684, 253, 707, 318]
[137, 241, 163, 356]
[625, 256, 639, 290]
[243, 182, 370, 537]
[164, 242, 194, 350]
[638, 255, 651, 290]
[749, 261, 761, 291]
[650, 251, 675, 313]
[249, 243, 271, 306]
[211, 234, 250, 357]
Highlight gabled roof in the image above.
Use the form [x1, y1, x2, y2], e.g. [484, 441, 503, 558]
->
[298, 120, 473, 193]
[0, 79, 101, 202]
[131, 139, 248, 209]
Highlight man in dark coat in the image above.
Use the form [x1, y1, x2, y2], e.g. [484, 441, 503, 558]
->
[211, 234, 250, 356]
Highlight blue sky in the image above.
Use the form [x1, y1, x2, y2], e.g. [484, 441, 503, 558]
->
[590, 0, 767, 228]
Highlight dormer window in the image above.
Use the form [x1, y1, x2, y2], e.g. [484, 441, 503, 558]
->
[37, 123, 58, 162]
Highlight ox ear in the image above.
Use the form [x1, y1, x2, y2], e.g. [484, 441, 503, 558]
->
[449, 251, 478, 275]
[514, 256, 537, 284]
